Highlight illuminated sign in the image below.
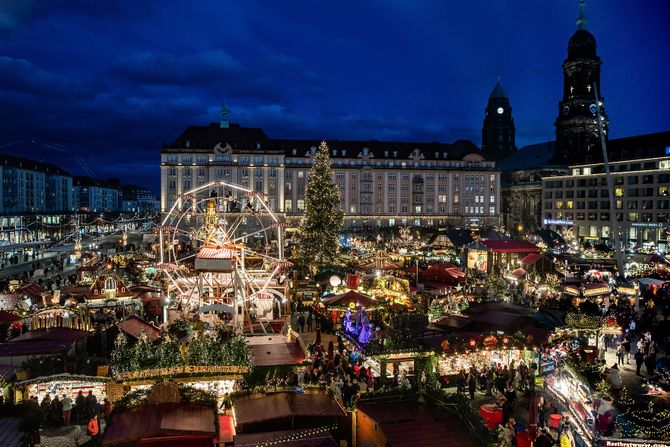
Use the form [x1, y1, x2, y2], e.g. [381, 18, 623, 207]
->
[631, 222, 665, 228]
[543, 219, 574, 225]
[600, 438, 670, 447]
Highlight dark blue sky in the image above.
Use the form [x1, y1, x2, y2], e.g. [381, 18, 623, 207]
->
[0, 0, 668, 192]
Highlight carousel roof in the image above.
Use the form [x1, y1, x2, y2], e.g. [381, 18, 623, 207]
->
[321, 290, 376, 308]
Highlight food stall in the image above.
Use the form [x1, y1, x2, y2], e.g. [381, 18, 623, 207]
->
[15, 373, 109, 403]
[544, 367, 595, 447]
[437, 334, 538, 376]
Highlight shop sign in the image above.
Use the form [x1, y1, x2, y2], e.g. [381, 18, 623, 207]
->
[631, 222, 665, 228]
[599, 439, 670, 447]
[543, 219, 574, 225]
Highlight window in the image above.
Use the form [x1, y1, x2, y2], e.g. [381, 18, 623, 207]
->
[196, 156, 208, 164]
[167, 155, 178, 163]
[297, 199, 305, 211]
[454, 194, 459, 203]
[438, 195, 447, 203]
[284, 200, 293, 212]
[168, 168, 177, 176]
[489, 206, 495, 215]
[659, 186, 669, 197]
[181, 156, 192, 164]
[198, 168, 205, 177]
[298, 171, 304, 179]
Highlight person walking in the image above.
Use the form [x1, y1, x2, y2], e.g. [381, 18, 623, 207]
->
[616, 344, 625, 365]
[635, 349, 645, 376]
[467, 370, 477, 400]
[62, 394, 72, 425]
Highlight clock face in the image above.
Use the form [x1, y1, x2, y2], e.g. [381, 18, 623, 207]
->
[589, 104, 598, 114]
[562, 105, 570, 116]
[497, 107, 504, 115]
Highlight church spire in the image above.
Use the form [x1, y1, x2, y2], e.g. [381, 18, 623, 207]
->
[576, 0, 588, 30]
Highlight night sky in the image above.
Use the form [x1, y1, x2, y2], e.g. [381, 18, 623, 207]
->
[0, 1, 668, 192]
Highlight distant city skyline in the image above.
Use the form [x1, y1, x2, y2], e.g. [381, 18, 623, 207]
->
[0, 0, 668, 192]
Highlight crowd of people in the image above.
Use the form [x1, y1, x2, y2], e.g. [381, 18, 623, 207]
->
[30, 390, 112, 439]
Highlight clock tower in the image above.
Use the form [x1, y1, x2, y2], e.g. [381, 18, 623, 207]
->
[482, 78, 516, 161]
[554, 0, 609, 164]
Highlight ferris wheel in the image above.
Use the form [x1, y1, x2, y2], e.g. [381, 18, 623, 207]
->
[158, 181, 290, 333]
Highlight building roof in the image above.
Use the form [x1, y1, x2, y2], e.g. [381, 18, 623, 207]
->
[481, 239, 539, 253]
[357, 401, 477, 447]
[115, 316, 162, 342]
[102, 403, 216, 447]
[0, 153, 71, 177]
[489, 80, 508, 99]
[164, 123, 486, 161]
[498, 141, 558, 172]
[247, 335, 305, 367]
[232, 393, 345, 427]
[0, 328, 89, 357]
[234, 428, 337, 447]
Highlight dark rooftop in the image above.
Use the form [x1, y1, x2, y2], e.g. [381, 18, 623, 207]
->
[0, 153, 71, 177]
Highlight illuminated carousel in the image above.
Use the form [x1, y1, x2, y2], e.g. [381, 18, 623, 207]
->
[159, 181, 290, 333]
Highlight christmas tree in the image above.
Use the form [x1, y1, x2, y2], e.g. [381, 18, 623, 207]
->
[296, 141, 344, 268]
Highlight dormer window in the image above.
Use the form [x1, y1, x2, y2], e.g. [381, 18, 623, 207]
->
[341, 150, 347, 156]
[384, 151, 389, 157]
[292, 149, 297, 155]
[443, 152, 448, 158]
[393, 151, 398, 157]
[105, 278, 116, 290]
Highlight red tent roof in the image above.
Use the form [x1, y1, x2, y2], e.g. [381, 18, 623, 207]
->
[482, 240, 540, 253]
[421, 263, 466, 284]
[321, 290, 376, 308]
[519, 253, 542, 265]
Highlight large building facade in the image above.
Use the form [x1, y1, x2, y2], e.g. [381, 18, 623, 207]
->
[160, 123, 501, 228]
[542, 149, 670, 249]
[0, 154, 73, 215]
[74, 177, 122, 213]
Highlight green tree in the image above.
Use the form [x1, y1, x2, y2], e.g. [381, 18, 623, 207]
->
[296, 141, 344, 267]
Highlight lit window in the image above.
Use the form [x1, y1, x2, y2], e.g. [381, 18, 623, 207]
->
[615, 188, 624, 197]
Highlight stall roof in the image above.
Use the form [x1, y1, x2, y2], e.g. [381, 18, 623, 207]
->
[481, 240, 540, 253]
[116, 316, 162, 342]
[506, 268, 527, 280]
[234, 428, 337, 447]
[637, 277, 667, 287]
[321, 290, 376, 308]
[16, 373, 108, 386]
[20, 283, 44, 297]
[519, 253, 542, 265]
[102, 403, 216, 447]
[233, 393, 345, 427]
[0, 364, 19, 381]
[357, 401, 477, 447]
[247, 335, 305, 367]
[0, 328, 89, 357]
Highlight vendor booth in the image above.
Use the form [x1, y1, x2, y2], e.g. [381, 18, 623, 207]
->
[15, 373, 109, 403]
[544, 367, 595, 447]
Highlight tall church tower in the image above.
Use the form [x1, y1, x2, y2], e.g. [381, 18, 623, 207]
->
[554, 0, 609, 164]
[482, 78, 516, 161]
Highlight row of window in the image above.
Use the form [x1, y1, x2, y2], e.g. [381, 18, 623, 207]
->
[549, 199, 670, 210]
[546, 172, 670, 189]
[547, 211, 669, 223]
[545, 186, 669, 199]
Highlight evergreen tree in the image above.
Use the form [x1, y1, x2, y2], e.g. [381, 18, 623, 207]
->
[296, 141, 344, 267]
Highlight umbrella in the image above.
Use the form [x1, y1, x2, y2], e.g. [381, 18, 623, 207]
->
[528, 390, 538, 446]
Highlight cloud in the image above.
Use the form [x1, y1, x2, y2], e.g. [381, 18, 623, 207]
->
[110, 50, 243, 85]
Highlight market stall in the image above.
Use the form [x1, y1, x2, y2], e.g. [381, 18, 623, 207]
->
[15, 373, 109, 403]
[437, 334, 538, 376]
[544, 367, 596, 447]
